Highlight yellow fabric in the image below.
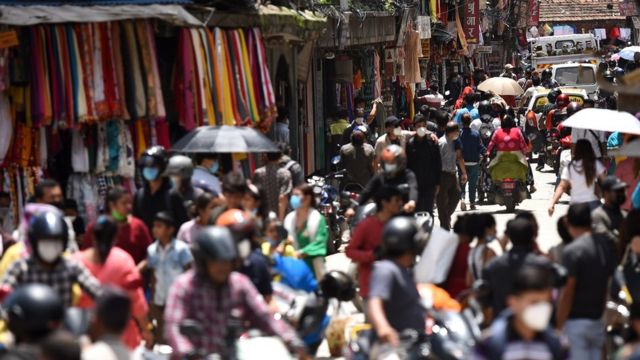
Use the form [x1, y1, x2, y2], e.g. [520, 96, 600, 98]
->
[429, 0, 437, 22]
[329, 119, 350, 135]
[198, 29, 216, 126]
[239, 30, 259, 123]
[0, 242, 24, 279]
[135, 120, 146, 159]
[455, 5, 468, 52]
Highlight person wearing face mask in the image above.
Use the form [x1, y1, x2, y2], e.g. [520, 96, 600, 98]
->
[73, 215, 154, 349]
[85, 186, 153, 265]
[459, 113, 486, 211]
[342, 98, 373, 146]
[242, 183, 267, 232]
[133, 146, 189, 232]
[557, 203, 617, 360]
[164, 226, 305, 359]
[350, 145, 419, 217]
[217, 209, 274, 302]
[592, 176, 628, 253]
[283, 184, 328, 280]
[437, 122, 468, 230]
[166, 155, 203, 217]
[374, 116, 412, 160]
[0, 211, 102, 307]
[407, 114, 442, 215]
[252, 149, 292, 220]
[192, 153, 222, 195]
[472, 264, 569, 360]
[339, 127, 376, 189]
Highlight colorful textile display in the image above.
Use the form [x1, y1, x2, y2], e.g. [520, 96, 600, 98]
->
[173, 27, 276, 130]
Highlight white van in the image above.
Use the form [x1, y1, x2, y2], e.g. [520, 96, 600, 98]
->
[551, 63, 598, 98]
[529, 34, 600, 70]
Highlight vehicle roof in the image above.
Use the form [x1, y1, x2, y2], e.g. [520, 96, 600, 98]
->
[551, 63, 597, 69]
[529, 34, 597, 42]
[523, 86, 588, 97]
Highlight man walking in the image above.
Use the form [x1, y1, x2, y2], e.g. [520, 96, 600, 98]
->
[407, 114, 442, 215]
[252, 149, 292, 219]
[459, 113, 485, 211]
[592, 175, 627, 253]
[339, 128, 376, 189]
[437, 122, 468, 230]
[557, 203, 617, 360]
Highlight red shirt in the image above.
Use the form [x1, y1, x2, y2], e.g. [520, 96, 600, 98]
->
[486, 127, 529, 155]
[442, 242, 470, 299]
[85, 216, 153, 264]
[345, 216, 385, 297]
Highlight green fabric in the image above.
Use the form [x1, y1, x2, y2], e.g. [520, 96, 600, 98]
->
[296, 215, 328, 272]
[489, 152, 528, 182]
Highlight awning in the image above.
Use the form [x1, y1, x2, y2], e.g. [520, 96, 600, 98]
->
[195, 5, 327, 42]
[0, 4, 202, 26]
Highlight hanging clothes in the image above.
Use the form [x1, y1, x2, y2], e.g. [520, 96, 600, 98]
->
[404, 29, 422, 84]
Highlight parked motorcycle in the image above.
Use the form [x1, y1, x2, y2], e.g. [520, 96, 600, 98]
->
[307, 169, 346, 254]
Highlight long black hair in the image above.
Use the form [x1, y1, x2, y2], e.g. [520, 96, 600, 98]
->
[571, 139, 597, 187]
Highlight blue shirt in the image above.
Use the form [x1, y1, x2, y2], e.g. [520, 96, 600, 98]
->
[147, 239, 193, 306]
[453, 106, 479, 124]
[460, 127, 485, 163]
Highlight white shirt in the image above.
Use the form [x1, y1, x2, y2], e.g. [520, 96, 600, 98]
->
[561, 159, 605, 203]
[571, 128, 608, 158]
[470, 119, 483, 132]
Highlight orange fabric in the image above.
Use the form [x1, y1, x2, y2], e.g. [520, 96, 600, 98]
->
[416, 283, 462, 312]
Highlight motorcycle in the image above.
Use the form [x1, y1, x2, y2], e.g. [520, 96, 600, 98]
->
[307, 167, 346, 255]
[544, 127, 562, 174]
[486, 154, 528, 213]
[494, 178, 527, 213]
[477, 123, 494, 204]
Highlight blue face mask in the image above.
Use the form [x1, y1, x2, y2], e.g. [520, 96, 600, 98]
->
[142, 167, 159, 182]
[290, 195, 302, 210]
[209, 161, 219, 174]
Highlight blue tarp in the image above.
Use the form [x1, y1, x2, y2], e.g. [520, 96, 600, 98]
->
[0, 0, 190, 5]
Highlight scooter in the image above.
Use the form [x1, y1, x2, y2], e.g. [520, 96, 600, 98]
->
[494, 178, 527, 213]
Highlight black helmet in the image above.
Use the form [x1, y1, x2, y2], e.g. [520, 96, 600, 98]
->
[28, 211, 68, 249]
[541, 68, 552, 80]
[4, 284, 65, 341]
[166, 155, 194, 179]
[547, 88, 562, 103]
[478, 100, 492, 116]
[381, 217, 420, 258]
[139, 146, 168, 173]
[191, 226, 237, 271]
[566, 102, 583, 117]
[320, 270, 356, 302]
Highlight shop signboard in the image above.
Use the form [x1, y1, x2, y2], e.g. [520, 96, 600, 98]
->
[477, 46, 493, 53]
[421, 39, 431, 59]
[464, 0, 480, 44]
[0, 30, 18, 49]
[529, 0, 540, 26]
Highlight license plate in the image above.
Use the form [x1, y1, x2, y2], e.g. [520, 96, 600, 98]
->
[502, 182, 516, 190]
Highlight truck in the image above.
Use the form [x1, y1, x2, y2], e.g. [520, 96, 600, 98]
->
[528, 34, 600, 70]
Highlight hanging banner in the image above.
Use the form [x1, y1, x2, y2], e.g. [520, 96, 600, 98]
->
[464, 0, 480, 44]
[529, 0, 540, 26]
[417, 16, 432, 39]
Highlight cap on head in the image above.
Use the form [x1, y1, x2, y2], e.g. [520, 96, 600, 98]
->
[600, 175, 627, 192]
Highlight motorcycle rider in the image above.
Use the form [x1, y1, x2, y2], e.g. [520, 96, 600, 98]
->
[536, 88, 563, 171]
[164, 226, 305, 358]
[0, 211, 102, 306]
[350, 144, 419, 215]
[2, 284, 67, 360]
[167, 155, 204, 216]
[472, 100, 493, 132]
[545, 93, 570, 132]
[368, 217, 426, 349]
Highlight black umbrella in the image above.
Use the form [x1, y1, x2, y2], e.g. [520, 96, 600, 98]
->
[171, 126, 279, 153]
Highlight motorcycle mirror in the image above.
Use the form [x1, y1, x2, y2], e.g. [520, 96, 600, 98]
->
[179, 319, 204, 338]
[331, 155, 341, 166]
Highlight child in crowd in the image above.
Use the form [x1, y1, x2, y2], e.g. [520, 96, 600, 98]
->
[146, 211, 192, 342]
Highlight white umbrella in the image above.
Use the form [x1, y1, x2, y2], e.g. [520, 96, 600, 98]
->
[477, 77, 524, 96]
[617, 46, 640, 61]
[563, 108, 640, 135]
[611, 139, 640, 157]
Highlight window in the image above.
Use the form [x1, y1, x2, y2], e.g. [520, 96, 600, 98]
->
[555, 67, 596, 85]
[555, 40, 575, 49]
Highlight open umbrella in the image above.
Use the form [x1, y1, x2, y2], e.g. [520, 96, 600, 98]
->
[172, 126, 279, 153]
[477, 77, 524, 96]
[617, 46, 640, 61]
[563, 108, 640, 135]
[611, 138, 640, 157]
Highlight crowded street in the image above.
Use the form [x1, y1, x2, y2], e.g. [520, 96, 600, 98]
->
[3, 0, 640, 360]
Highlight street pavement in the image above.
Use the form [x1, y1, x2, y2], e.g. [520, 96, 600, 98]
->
[316, 163, 569, 358]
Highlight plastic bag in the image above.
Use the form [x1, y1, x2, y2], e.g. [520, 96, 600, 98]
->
[414, 226, 459, 284]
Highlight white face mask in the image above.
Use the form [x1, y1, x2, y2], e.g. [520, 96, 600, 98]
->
[522, 301, 553, 331]
[37, 240, 64, 263]
[384, 163, 398, 173]
[65, 215, 77, 223]
[355, 117, 364, 125]
[238, 239, 251, 259]
[416, 127, 428, 138]
[393, 127, 403, 136]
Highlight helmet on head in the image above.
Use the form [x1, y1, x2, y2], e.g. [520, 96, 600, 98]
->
[28, 211, 68, 250]
[139, 146, 168, 173]
[191, 226, 237, 272]
[4, 284, 65, 341]
[603, 70, 615, 82]
[566, 102, 582, 117]
[166, 155, 194, 179]
[541, 68, 552, 80]
[381, 217, 421, 258]
[547, 88, 562, 103]
[556, 93, 570, 108]
[380, 145, 406, 178]
[478, 100, 492, 116]
[320, 270, 356, 301]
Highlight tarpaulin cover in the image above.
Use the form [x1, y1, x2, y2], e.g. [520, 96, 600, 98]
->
[0, 4, 201, 26]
